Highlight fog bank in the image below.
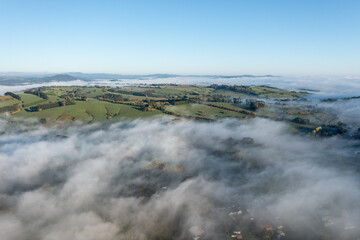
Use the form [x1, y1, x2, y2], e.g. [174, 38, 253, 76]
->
[0, 118, 359, 239]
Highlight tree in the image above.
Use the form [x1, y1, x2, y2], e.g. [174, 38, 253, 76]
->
[4, 92, 21, 100]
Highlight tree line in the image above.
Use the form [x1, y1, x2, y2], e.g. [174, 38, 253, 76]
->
[108, 89, 155, 97]
[209, 84, 256, 95]
[24, 89, 49, 100]
[0, 104, 21, 113]
[4, 92, 21, 100]
[30, 100, 75, 112]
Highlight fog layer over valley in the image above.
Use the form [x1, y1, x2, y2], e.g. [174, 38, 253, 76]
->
[0, 118, 359, 240]
[2, 74, 360, 98]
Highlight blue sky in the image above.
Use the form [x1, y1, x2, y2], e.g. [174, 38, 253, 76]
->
[0, 0, 359, 75]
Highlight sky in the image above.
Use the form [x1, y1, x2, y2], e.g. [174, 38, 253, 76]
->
[0, 0, 359, 75]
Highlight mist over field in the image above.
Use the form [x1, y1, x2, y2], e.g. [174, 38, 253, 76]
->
[2, 74, 360, 133]
[2, 75, 360, 97]
[2, 0, 360, 239]
[1, 117, 360, 240]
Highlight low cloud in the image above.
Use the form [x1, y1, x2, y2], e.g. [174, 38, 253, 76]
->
[0, 118, 359, 239]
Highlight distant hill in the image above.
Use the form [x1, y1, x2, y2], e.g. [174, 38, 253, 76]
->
[0, 74, 83, 86]
[191, 74, 279, 78]
[65, 72, 182, 80]
[39, 74, 79, 82]
[65, 72, 279, 80]
[0, 72, 279, 85]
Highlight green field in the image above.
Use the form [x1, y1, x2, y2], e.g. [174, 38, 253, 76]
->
[15, 98, 163, 122]
[166, 103, 247, 119]
[18, 94, 45, 107]
[0, 84, 319, 130]
[0, 97, 20, 107]
[0, 84, 342, 135]
[213, 86, 302, 99]
[248, 86, 302, 98]
[125, 85, 214, 98]
[205, 102, 254, 114]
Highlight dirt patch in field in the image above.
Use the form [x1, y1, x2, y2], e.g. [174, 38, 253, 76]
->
[0, 96, 12, 101]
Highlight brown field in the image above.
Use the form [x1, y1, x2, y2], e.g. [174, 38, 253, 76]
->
[0, 96, 12, 101]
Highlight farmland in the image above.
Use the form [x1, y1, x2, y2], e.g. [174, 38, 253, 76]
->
[0, 84, 344, 135]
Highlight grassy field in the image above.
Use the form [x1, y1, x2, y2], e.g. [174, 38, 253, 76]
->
[205, 102, 254, 114]
[16, 98, 164, 122]
[214, 86, 302, 99]
[0, 96, 20, 107]
[248, 86, 302, 98]
[3, 85, 311, 125]
[0, 85, 341, 136]
[18, 94, 45, 107]
[166, 103, 247, 119]
[126, 85, 214, 98]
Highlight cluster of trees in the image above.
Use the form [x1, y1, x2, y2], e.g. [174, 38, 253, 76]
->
[97, 93, 129, 103]
[292, 117, 310, 125]
[136, 100, 170, 112]
[30, 100, 74, 112]
[59, 93, 88, 101]
[139, 104, 156, 112]
[210, 84, 255, 94]
[24, 89, 49, 100]
[167, 95, 200, 105]
[59, 93, 75, 99]
[206, 94, 227, 102]
[169, 99, 196, 105]
[143, 98, 169, 104]
[74, 96, 88, 101]
[4, 92, 21, 100]
[313, 124, 347, 137]
[246, 100, 266, 110]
